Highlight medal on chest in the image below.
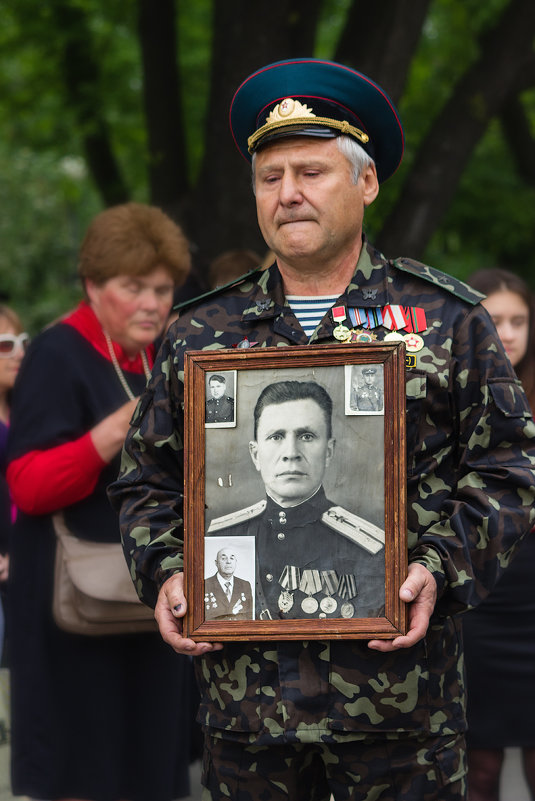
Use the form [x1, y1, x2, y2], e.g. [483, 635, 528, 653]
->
[331, 305, 351, 341]
[277, 565, 301, 613]
[319, 569, 339, 614]
[338, 574, 359, 618]
[299, 569, 323, 614]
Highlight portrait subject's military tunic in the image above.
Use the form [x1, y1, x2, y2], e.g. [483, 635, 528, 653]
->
[110, 237, 535, 746]
[350, 382, 383, 412]
[205, 395, 234, 423]
[207, 489, 385, 620]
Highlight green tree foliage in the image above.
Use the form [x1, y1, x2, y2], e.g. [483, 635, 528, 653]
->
[0, 0, 534, 331]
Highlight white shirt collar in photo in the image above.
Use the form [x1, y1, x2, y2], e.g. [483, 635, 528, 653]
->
[217, 573, 234, 593]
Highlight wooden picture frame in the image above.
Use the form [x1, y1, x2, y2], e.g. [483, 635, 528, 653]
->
[183, 343, 407, 641]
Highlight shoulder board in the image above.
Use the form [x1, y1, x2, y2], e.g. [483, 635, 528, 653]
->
[393, 258, 485, 305]
[174, 268, 262, 315]
[207, 499, 267, 533]
[322, 506, 384, 555]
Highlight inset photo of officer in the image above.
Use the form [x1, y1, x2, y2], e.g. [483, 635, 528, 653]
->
[345, 364, 384, 415]
[205, 370, 236, 427]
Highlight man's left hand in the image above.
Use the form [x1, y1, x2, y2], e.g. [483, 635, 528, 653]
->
[367, 563, 437, 652]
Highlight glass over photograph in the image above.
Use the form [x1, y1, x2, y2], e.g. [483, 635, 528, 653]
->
[204, 365, 385, 621]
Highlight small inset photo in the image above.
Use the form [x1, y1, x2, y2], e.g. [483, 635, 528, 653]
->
[205, 370, 237, 427]
[204, 536, 255, 620]
[345, 364, 384, 415]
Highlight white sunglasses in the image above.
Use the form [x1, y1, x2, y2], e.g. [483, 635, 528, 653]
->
[0, 333, 29, 357]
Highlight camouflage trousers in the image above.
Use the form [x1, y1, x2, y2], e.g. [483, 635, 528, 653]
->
[201, 732, 467, 801]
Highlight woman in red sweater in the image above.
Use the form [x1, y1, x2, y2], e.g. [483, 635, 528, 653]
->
[7, 203, 197, 801]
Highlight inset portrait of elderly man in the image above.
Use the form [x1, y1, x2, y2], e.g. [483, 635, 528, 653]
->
[204, 544, 253, 621]
[205, 373, 235, 425]
[207, 379, 385, 620]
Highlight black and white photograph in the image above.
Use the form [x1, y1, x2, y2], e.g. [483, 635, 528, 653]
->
[205, 370, 236, 427]
[345, 363, 384, 415]
[205, 371, 385, 621]
[184, 343, 407, 640]
[206, 367, 385, 620]
[203, 536, 255, 621]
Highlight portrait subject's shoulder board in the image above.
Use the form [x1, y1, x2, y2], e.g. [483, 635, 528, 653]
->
[322, 506, 385, 555]
[207, 500, 267, 533]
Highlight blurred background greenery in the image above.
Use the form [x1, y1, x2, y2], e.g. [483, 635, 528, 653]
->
[0, 0, 534, 331]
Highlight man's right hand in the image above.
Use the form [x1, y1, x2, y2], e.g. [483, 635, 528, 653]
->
[154, 572, 224, 656]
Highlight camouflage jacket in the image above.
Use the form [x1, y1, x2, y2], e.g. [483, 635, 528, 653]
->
[109, 238, 535, 744]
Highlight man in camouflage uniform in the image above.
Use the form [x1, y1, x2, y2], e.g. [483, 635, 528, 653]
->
[109, 59, 535, 800]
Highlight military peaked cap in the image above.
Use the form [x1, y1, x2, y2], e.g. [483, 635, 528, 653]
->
[229, 58, 404, 183]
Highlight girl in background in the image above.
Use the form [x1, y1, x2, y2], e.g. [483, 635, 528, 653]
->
[464, 268, 535, 801]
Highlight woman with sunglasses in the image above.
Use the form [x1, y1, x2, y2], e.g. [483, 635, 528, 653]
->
[0, 305, 28, 666]
[6, 204, 198, 801]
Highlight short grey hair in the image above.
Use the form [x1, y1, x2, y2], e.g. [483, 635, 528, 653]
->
[336, 135, 375, 183]
[251, 134, 375, 193]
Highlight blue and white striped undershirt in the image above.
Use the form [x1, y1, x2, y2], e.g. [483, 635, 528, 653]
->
[286, 294, 339, 338]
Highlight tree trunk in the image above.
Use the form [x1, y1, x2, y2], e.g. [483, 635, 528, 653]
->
[189, 0, 322, 280]
[377, 0, 535, 260]
[501, 88, 535, 187]
[52, 0, 129, 206]
[138, 0, 188, 217]
[335, 0, 432, 102]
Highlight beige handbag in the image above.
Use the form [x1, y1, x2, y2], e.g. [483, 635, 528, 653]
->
[52, 511, 156, 636]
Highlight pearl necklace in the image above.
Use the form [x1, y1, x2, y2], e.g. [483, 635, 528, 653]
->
[104, 331, 150, 401]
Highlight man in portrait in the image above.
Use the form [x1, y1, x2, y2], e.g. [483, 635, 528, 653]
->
[206, 380, 385, 620]
[205, 374, 234, 424]
[204, 546, 253, 621]
[350, 366, 384, 412]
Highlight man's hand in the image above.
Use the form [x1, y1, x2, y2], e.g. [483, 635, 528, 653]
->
[367, 563, 437, 652]
[154, 573, 224, 656]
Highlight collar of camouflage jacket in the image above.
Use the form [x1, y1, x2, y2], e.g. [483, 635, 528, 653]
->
[241, 237, 391, 323]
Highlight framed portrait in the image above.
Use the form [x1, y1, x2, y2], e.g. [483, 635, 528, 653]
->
[183, 343, 407, 641]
